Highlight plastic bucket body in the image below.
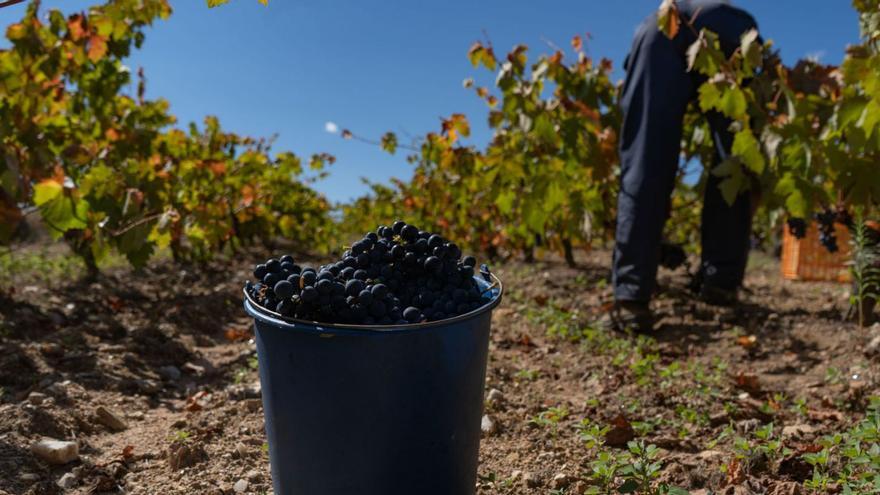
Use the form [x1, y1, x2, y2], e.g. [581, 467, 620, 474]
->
[243, 276, 502, 495]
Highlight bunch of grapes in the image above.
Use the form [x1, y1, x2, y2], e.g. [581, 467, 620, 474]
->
[245, 221, 491, 326]
[787, 218, 807, 240]
[813, 209, 838, 253]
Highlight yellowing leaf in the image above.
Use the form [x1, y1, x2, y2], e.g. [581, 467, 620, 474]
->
[33, 179, 63, 206]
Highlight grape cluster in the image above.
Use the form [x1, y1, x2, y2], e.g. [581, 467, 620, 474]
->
[787, 218, 807, 240]
[245, 222, 490, 326]
[814, 209, 838, 253]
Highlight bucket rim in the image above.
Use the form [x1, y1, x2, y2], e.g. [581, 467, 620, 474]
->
[243, 273, 503, 335]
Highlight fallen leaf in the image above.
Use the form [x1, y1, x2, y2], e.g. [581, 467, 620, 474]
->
[736, 334, 758, 349]
[733, 372, 762, 395]
[121, 445, 135, 460]
[604, 414, 634, 447]
[224, 327, 251, 342]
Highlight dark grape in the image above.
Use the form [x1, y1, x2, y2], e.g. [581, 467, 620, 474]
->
[254, 264, 268, 279]
[462, 256, 477, 268]
[301, 270, 317, 286]
[358, 289, 374, 306]
[280, 261, 297, 273]
[424, 256, 442, 273]
[403, 307, 422, 323]
[346, 279, 366, 297]
[263, 272, 280, 286]
[280, 254, 295, 264]
[401, 224, 419, 241]
[274, 280, 294, 299]
[371, 283, 389, 299]
[316, 279, 334, 294]
[301, 286, 318, 303]
[392, 220, 406, 235]
[266, 259, 281, 273]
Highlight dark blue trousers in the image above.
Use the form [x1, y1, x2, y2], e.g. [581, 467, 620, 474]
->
[613, 1, 760, 302]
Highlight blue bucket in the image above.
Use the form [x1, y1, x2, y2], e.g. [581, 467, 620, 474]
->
[243, 275, 503, 495]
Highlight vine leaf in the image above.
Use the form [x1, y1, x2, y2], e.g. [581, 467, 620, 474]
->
[657, 0, 680, 39]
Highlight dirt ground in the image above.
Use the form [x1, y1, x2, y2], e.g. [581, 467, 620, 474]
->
[0, 245, 877, 494]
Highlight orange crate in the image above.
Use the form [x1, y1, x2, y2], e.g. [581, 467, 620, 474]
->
[781, 221, 851, 283]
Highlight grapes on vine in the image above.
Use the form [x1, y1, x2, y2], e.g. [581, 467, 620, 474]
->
[245, 222, 493, 326]
[787, 218, 807, 240]
[813, 209, 839, 253]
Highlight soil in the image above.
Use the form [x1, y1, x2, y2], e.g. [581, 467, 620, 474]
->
[0, 246, 877, 494]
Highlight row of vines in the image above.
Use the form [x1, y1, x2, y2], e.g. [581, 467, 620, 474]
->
[1, 0, 879, 272]
[0, 0, 333, 275]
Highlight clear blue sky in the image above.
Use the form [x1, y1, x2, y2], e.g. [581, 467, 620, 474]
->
[0, 1, 861, 203]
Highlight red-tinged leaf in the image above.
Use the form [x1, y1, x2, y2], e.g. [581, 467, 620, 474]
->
[67, 15, 85, 41]
[121, 445, 135, 460]
[657, 0, 680, 39]
[733, 372, 762, 395]
[736, 334, 757, 348]
[341, 129, 352, 140]
[88, 34, 108, 62]
[571, 35, 583, 53]
[224, 327, 251, 342]
[107, 296, 124, 312]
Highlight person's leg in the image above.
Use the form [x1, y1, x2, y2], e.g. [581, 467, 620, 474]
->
[693, 6, 761, 298]
[612, 21, 693, 305]
[700, 112, 753, 296]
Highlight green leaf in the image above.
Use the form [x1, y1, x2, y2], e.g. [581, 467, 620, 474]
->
[495, 190, 515, 214]
[207, 0, 231, 7]
[719, 86, 747, 119]
[33, 180, 88, 237]
[698, 83, 722, 112]
[732, 129, 765, 174]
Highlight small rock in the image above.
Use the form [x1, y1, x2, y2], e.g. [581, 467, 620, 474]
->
[96, 406, 128, 431]
[31, 438, 79, 465]
[20, 473, 39, 481]
[486, 388, 503, 404]
[27, 392, 48, 406]
[510, 470, 522, 481]
[522, 472, 540, 488]
[697, 450, 725, 463]
[782, 424, 814, 438]
[134, 379, 161, 395]
[865, 335, 880, 357]
[234, 444, 250, 459]
[183, 362, 206, 376]
[233, 479, 249, 493]
[57, 472, 77, 489]
[158, 365, 182, 381]
[244, 399, 262, 413]
[551, 473, 571, 489]
[480, 414, 497, 435]
[46, 381, 70, 397]
[127, 411, 145, 421]
[246, 470, 262, 482]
